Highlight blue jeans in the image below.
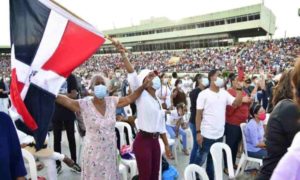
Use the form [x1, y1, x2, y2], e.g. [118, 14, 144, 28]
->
[199, 136, 223, 180]
[248, 149, 267, 159]
[189, 123, 200, 164]
[257, 91, 268, 110]
[166, 125, 187, 149]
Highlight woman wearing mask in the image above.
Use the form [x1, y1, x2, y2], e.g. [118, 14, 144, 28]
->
[156, 73, 171, 109]
[56, 74, 150, 180]
[244, 102, 267, 159]
[171, 79, 187, 108]
[257, 69, 300, 180]
[111, 38, 172, 180]
[189, 74, 208, 164]
[225, 73, 251, 171]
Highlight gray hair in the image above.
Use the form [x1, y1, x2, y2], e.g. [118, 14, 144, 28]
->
[88, 74, 109, 90]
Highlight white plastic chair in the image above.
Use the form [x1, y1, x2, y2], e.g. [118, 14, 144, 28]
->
[184, 127, 193, 150]
[165, 130, 180, 165]
[119, 163, 128, 180]
[184, 164, 209, 180]
[210, 142, 235, 180]
[115, 122, 137, 179]
[165, 114, 181, 165]
[22, 149, 38, 180]
[116, 121, 134, 147]
[236, 123, 263, 176]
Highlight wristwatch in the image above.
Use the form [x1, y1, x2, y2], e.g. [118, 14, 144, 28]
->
[236, 87, 243, 91]
[196, 130, 201, 134]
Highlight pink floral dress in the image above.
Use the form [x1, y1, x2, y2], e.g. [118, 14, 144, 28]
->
[79, 97, 120, 180]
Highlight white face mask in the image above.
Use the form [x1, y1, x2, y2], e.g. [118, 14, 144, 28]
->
[116, 72, 121, 78]
[201, 78, 209, 87]
[177, 83, 182, 89]
[214, 77, 224, 88]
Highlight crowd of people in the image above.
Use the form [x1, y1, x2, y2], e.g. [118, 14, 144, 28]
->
[73, 37, 300, 79]
[1, 36, 300, 180]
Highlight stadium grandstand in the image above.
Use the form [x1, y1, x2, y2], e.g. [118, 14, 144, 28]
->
[100, 3, 276, 53]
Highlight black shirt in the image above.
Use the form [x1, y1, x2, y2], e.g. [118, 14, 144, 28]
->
[257, 99, 300, 180]
[189, 87, 202, 124]
[52, 74, 78, 121]
[0, 80, 8, 98]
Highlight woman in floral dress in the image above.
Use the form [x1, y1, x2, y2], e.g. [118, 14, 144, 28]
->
[56, 75, 150, 180]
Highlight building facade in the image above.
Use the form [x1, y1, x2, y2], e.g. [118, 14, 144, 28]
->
[100, 4, 276, 53]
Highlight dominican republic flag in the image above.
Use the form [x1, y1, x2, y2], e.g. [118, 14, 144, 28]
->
[10, 0, 105, 150]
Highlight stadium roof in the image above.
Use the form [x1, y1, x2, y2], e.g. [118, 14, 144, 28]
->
[103, 4, 275, 35]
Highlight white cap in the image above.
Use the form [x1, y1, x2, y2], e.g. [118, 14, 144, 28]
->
[137, 69, 152, 85]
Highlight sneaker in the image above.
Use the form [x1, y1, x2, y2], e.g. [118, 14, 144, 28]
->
[56, 165, 62, 175]
[223, 168, 229, 175]
[71, 163, 81, 173]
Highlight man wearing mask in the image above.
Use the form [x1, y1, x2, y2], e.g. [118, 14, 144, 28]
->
[111, 38, 172, 180]
[109, 68, 122, 96]
[196, 69, 243, 180]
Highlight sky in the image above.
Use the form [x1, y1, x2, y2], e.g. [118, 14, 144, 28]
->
[1, 0, 300, 46]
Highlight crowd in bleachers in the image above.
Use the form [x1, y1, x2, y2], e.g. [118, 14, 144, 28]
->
[0, 55, 10, 77]
[1, 37, 299, 80]
[74, 37, 300, 79]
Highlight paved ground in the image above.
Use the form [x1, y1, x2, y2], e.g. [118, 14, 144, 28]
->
[31, 130, 257, 180]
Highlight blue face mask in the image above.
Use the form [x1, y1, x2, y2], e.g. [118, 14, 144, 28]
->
[152, 76, 161, 90]
[94, 84, 108, 99]
[201, 78, 209, 87]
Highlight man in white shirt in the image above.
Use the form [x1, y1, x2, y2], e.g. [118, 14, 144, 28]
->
[195, 69, 243, 180]
[111, 39, 171, 180]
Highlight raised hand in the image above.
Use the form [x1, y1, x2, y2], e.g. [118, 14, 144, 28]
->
[106, 36, 126, 54]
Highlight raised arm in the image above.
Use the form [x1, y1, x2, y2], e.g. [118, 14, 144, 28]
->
[56, 95, 80, 112]
[108, 36, 134, 73]
[259, 69, 266, 90]
[117, 77, 151, 107]
[232, 82, 244, 107]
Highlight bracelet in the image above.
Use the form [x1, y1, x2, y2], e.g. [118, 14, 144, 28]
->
[196, 130, 201, 134]
[236, 88, 243, 91]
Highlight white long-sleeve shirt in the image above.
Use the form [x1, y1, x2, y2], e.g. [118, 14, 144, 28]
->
[128, 72, 166, 133]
